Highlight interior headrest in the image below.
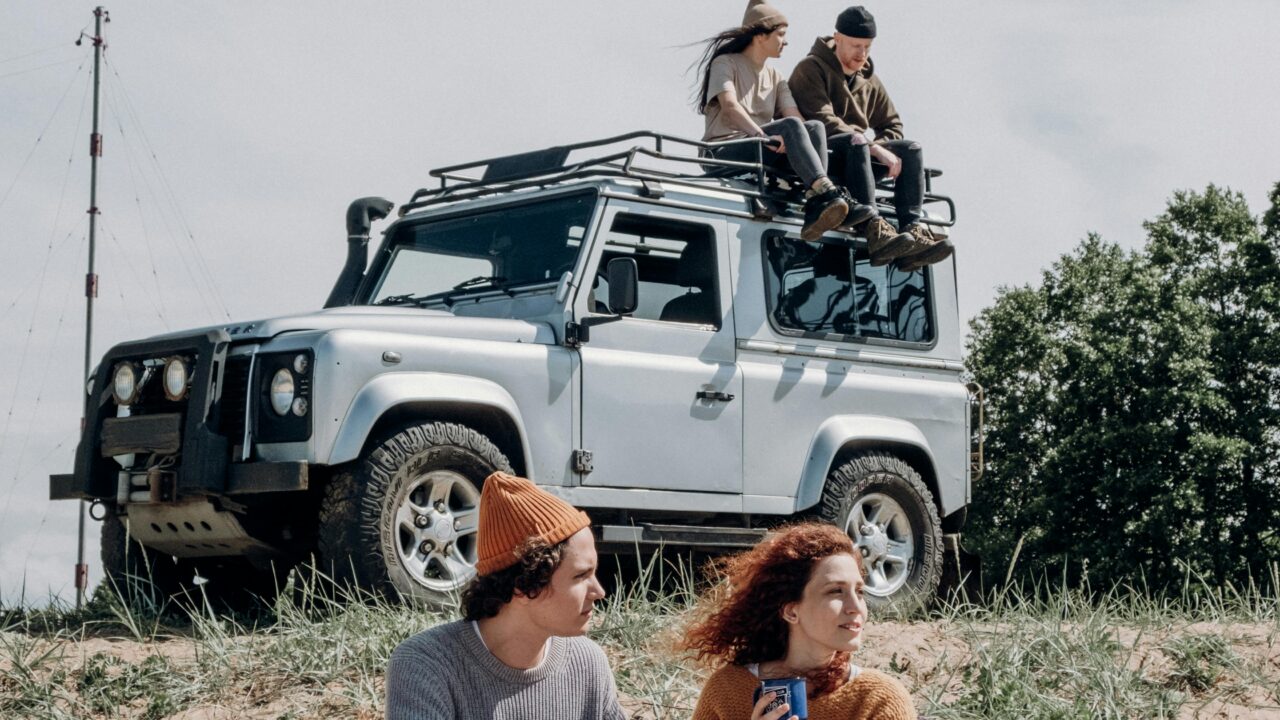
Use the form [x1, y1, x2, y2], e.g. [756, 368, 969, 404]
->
[676, 240, 715, 290]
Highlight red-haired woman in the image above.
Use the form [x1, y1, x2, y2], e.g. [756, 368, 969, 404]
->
[683, 522, 916, 720]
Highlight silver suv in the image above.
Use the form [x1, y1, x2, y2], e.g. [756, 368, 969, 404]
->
[51, 132, 980, 610]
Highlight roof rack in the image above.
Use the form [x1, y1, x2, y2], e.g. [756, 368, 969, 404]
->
[399, 130, 955, 227]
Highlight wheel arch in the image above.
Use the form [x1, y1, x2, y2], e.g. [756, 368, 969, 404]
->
[794, 415, 941, 516]
[326, 373, 530, 476]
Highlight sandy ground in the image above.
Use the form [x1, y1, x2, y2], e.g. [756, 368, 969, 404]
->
[4, 620, 1278, 718]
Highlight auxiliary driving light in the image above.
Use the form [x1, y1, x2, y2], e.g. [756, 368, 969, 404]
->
[163, 357, 190, 401]
[112, 362, 141, 405]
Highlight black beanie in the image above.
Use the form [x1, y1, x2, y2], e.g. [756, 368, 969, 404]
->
[836, 6, 876, 38]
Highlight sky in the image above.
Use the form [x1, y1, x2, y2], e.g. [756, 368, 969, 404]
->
[2, 0, 1278, 606]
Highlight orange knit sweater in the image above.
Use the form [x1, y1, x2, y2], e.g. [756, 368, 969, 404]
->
[691, 664, 917, 720]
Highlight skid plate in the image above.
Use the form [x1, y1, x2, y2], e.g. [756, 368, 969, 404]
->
[126, 501, 274, 557]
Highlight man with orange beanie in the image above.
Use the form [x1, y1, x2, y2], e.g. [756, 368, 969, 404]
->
[386, 472, 625, 720]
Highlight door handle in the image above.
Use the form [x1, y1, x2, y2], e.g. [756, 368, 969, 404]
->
[696, 390, 735, 402]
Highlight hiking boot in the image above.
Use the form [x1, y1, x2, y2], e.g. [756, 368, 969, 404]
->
[837, 187, 877, 229]
[895, 226, 955, 272]
[862, 217, 925, 267]
[906, 222, 936, 245]
[801, 188, 849, 241]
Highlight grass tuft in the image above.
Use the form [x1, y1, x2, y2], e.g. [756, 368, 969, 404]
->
[1160, 633, 1240, 693]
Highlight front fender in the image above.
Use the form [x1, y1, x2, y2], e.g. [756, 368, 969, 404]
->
[794, 415, 937, 512]
[325, 372, 530, 467]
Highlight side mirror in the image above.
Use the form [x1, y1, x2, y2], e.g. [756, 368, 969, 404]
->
[565, 257, 638, 347]
[606, 257, 638, 316]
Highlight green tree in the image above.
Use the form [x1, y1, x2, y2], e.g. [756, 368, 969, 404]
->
[1144, 186, 1280, 582]
[965, 183, 1280, 592]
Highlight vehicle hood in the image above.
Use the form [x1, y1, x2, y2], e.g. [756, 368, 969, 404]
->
[147, 306, 558, 345]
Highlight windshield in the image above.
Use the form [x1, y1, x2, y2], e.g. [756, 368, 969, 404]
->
[366, 193, 595, 307]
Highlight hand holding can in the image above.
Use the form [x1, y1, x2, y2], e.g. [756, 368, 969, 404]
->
[752, 677, 808, 720]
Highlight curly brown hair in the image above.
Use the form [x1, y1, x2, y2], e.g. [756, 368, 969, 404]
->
[682, 522, 864, 698]
[461, 537, 566, 621]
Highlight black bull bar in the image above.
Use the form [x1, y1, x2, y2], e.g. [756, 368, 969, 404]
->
[50, 329, 233, 501]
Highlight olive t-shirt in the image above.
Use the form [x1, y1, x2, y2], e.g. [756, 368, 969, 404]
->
[702, 53, 797, 141]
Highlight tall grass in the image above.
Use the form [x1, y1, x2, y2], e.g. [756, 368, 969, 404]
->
[1, 555, 1277, 719]
[918, 558, 1280, 719]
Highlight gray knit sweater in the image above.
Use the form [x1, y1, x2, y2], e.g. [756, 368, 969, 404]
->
[385, 620, 627, 720]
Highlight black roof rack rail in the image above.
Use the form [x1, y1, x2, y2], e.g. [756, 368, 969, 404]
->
[399, 130, 955, 227]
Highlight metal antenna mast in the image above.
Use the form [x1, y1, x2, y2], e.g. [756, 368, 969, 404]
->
[76, 4, 110, 611]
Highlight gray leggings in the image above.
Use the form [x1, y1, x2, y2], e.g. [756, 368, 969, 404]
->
[710, 117, 829, 187]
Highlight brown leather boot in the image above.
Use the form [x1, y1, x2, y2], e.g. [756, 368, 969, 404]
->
[895, 224, 955, 272]
[864, 217, 927, 267]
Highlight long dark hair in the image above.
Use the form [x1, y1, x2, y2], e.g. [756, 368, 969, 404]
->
[692, 21, 787, 113]
[681, 523, 863, 698]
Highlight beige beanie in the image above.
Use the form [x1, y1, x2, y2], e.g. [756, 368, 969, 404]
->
[475, 472, 592, 575]
[743, 0, 788, 28]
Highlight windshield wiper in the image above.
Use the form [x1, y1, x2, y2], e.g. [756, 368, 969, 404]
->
[452, 275, 509, 291]
[373, 277, 517, 309]
[374, 291, 459, 308]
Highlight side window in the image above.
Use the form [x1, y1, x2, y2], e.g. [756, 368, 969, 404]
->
[592, 214, 720, 328]
[764, 235, 933, 343]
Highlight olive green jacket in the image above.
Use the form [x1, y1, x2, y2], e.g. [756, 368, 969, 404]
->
[788, 36, 904, 142]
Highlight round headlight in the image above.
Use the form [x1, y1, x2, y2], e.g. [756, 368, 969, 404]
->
[112, 363, 139, 405]
[292, 354, 309, 375]
[163, 357, 190, 401]
[269, 368, 295, 416]
[291, 397, 309, 416]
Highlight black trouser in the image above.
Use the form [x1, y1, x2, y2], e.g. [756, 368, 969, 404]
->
[829, 135, 924, 227]
[708, 117, 829, 187]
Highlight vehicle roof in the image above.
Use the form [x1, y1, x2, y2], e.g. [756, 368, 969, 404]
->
[398, 175, 759, 225]
[389, 131, 953, 238]
[393, 174, 955, 245]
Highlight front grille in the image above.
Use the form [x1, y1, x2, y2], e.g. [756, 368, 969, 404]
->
[218, 356, 252, 440]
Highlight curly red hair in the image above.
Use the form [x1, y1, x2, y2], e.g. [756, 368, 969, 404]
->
[682, 522, 863, 698]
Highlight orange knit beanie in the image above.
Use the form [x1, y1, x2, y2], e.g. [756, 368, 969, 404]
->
[475, 472, 592, 575]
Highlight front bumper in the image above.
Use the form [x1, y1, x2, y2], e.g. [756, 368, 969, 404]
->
[49, 461, 308, 500]
[48, 329, 309, 502]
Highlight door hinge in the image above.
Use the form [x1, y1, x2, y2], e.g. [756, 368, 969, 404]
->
[565, 321, 587, 347]
[572, 449, 594, 474]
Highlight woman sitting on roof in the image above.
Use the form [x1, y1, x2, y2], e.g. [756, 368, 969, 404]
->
[696, 1, 864, 241]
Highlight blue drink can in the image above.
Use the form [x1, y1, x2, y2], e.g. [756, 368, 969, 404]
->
[753, 676, 808, 720]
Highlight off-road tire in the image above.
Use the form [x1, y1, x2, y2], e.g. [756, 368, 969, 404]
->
[813, 451, 943, 614]
[101, 512, 286, 613]
[317, 421, 511, 605]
